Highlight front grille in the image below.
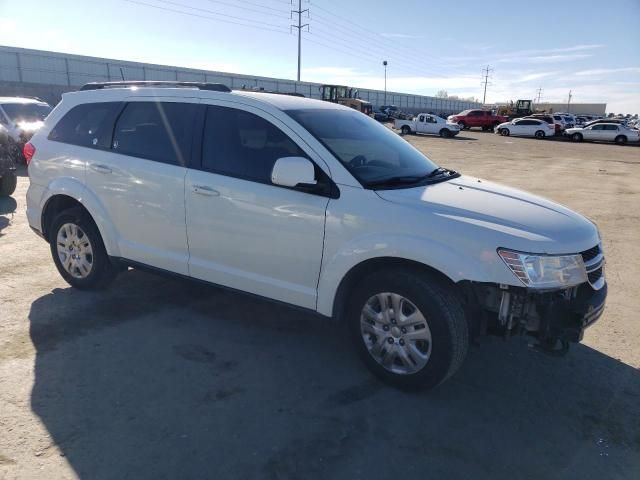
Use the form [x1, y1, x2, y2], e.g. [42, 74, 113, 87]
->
[581, 245, 601, 262]
[581, 244, 605, 290]
[588, 266, 603, 283]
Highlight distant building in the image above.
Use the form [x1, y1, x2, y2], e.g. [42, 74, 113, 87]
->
[533, 102, 607, 116]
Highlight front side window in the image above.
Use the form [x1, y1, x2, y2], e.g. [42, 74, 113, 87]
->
[113, 102, 197, 166]
[1, 102, 51, 124]
[591, 125, 604, 130]
[287, 108, 443, 188]
[202, 106, 306, 183]
[48, 102, 121, 148]
[418, 115, 425, 122]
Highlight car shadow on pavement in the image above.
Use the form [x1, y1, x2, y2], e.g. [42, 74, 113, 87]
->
[28, 269, 639, 480]
[0, 196, 17, 236]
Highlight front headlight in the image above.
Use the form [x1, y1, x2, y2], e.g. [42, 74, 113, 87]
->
[498, 249, 587, 289]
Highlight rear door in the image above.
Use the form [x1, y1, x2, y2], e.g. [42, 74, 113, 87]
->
[603, 124, 619, 141]
[84, 98, 198, 274]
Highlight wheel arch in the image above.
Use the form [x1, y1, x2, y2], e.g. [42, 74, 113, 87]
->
[329, 257, 456, 322]
[40, 188, 120, 257]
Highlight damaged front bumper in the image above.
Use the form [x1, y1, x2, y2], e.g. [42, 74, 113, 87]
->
[464, 279, 607, 346]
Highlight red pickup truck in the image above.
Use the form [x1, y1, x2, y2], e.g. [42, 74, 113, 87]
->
[447, 109, 508, 131]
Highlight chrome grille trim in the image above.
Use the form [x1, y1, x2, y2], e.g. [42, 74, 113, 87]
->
[580, 245, 605, 290]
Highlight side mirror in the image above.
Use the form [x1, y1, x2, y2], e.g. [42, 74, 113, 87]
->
[271, 156, 317, 188]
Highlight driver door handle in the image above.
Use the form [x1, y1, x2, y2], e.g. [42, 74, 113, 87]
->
[192, 185, 220, 197]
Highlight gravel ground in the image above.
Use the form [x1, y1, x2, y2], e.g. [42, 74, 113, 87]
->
[0, 131, 638, 480]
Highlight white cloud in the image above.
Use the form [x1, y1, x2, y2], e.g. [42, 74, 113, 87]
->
[575, 67, 640, 76]
[511, 71, 559, 83]
[380, 33, 422, 39]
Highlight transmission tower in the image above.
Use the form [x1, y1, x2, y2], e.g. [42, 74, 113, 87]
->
[291, 0, 309, 82]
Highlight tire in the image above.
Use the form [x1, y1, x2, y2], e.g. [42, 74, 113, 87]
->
[534, 130, 545, 139]
[346, 269, 469, 390]
[572, 133, 583, 142]
[401, 125, 411, 135]
[615, 135, 627, 145]
[457, 121, 466, 130]
[500, 128, 510, 136]
[439, 128, 450, 138]
[0, 173, 17, 197]
[49, 207, 117, 290]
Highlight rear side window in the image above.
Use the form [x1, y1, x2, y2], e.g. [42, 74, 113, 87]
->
[202, 106, 306, 183]
[48, 102, 121, 148]
[113, 102, 198, 166]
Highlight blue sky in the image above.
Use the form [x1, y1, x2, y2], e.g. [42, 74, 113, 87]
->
[1, 0, 639, 112]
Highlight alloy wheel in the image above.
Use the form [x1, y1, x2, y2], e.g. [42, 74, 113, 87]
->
[360, 292, 432, 375]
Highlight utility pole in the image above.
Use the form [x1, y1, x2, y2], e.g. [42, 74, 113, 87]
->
[481, 65, 493, 105]
[291, 0, 309, 82]
[567, 90, 573, 113]
[383, 60, 388, 105]
[535, 87, 543, 104]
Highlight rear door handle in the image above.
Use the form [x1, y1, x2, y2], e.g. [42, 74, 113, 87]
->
[192, 185, 220, 197]
[90, 164, 112, 174]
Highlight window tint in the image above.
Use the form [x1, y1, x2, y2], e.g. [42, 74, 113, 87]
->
[113, 102, 197, 166]
[604, 125, 619, 131]
[517, 120, 536, 125]
[591, 125, 604, 130]
[48, 102, 121, 148]
[202, 106, 306, 183]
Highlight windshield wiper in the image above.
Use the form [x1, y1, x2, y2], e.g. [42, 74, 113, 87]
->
[365, 175, 427, 188]
[427, 167, 456, 177]
[366, 168, 459, 189]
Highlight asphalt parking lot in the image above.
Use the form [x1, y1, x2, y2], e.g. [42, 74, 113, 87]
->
[1, 130, 639, 480]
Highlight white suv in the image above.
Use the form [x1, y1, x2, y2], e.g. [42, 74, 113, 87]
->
[25, 82, 607, 389]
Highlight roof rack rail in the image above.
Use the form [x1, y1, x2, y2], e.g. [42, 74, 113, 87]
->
[239, 86, 305, 97]
[79, 81, 231, 92]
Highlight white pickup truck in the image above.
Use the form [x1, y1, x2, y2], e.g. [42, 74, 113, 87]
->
[395, 113, 460, 137]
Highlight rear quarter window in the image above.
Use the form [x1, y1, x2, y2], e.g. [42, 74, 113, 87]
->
[48, 102, 122, 149]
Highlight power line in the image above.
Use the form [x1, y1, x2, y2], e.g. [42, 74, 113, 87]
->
[481, 65, 493, 104]
[310, 1, 473, 73]
[124, 0, 289, 35]
[291, 0, 309, 81]
[201, 0, 289, 18]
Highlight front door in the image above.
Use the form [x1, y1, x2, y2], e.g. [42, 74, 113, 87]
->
[185, 104, 329, 309]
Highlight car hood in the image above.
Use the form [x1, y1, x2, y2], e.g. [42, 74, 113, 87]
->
[376, 175, 598, 253]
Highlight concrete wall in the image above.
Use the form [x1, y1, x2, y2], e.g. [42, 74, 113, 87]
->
[0, 45, 481, 114]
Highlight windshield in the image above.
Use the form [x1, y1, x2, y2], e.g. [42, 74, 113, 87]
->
[287, 108, 441, 188]
[2, 102, 51, 123]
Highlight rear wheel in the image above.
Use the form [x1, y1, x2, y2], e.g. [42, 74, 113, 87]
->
[401, 125, 411, 135]
[347, 269, 469, 390]
[572, 133, 583, 142]
[49, 208, 117, 290]
[534, 130, 545, 139]
[500, 128, 510, 136]
[615, 135, 627, 145]
[0, 173, 17, 197]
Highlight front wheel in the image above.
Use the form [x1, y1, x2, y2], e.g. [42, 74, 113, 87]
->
[457, 121, 467, 130]
[615, 135, 627, 145]
[347, 269, 469, 390]
[0, 173, 17, 196]
[401, 125, 411, 135]
[572, 133, 583, 142]
[439, 128, 451, 138]
[534, 130, 545, 139]
[500, 128, 510, 136]
[49, 208, 117, 290]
